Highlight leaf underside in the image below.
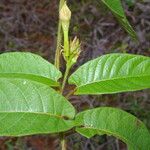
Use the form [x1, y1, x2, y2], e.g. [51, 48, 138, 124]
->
[75, 107, 150, 150]
[0, 78, 75, 136]
[69, 53, 150, 95]
[101, 0, 137, 40]
[0, 52, 62, 86]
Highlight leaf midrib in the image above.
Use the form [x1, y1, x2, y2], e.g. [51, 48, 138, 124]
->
[0, 73, 59, 86]
[74, 74, 150, 88]
[0, 111, 70, 120]
[102, 0, 125, 18]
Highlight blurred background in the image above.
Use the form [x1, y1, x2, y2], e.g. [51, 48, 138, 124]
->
[0, 0, 150, 149]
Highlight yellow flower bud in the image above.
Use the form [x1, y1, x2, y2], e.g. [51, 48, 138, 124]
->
[59, 2, 71, 22]
[59, 2, 71, 60]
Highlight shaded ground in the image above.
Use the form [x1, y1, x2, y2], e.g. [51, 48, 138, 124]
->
[0, 0, 150, 149]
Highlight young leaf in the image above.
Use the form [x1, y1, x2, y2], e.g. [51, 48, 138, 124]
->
[0, 52, 62, 86]
[0, 78, 75, 136]
[101, 0, 137, 40]
[69, 53, 150, 95]
[75, 107, 150, 150]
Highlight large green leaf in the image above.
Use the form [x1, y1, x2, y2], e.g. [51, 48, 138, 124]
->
[75, 107, 150, 150]
[69, 53, 150, 95]
[0, 52, 62, 86]
[0, 78, 75, 136]
[101, 0, 137, 40]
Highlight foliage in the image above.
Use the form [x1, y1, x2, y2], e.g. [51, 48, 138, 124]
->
[75, 107, 150, 150]
[69, 53, 150, 95]
[0, 0, 150, 150]
[101, 0, 137, 40]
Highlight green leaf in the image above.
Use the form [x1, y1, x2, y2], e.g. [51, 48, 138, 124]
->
[69, 53, 150, 95]
[0, 52, 62, 86]
[75, 107, 150, 150]
[101, 0, 137, 40]
[0, 78, 75, 136]
[76, 128, 104, 138]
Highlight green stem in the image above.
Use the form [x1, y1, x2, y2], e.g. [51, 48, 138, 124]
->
[55, 1, 68, 150]
[61, 64, 70, 94]
[54, 0, 65, 69]
[63, 29, 69, 60]
[65, 88, 76, 98]
[55, 22, 62, 69]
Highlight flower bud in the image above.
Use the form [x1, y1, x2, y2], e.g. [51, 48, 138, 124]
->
[59, 2, 71, 22]
[60, 2, 71, 59]
[70, 37, 80, 54]
[67, 37, 81, 67]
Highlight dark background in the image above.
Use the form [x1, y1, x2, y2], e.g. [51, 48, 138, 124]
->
[0, 0, 150, 149]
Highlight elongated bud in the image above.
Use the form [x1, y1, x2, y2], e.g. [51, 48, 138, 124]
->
[60, 2, 71, 60]
[59, 2, 71, 23]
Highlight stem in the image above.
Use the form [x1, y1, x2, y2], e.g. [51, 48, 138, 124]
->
[60, 133, 66, 150]
[55, 22, 62, 69]
[55, 1, 68, 150]
[54, 0, 65, 69]
[65, 88, 76, 99]
[63, 29, 69, 60]
[61, 64, 70, 93]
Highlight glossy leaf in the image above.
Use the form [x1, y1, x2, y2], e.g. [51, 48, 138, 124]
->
[0, 52, 62, 86]
[75, 107, 150, 150]
[0, 78, 75, 136]
[69, 53, 150, 95]
[101, 0, 137, 40]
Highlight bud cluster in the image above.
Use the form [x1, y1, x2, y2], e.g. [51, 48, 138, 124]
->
[68, 37, 81, 67]
[59, 2, 81, 68]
